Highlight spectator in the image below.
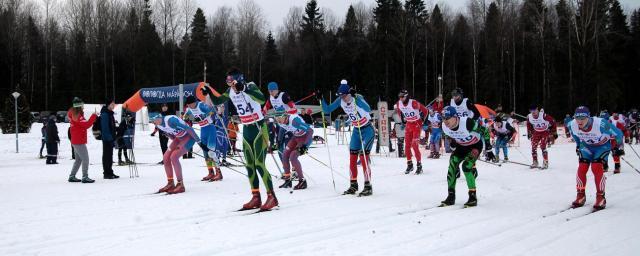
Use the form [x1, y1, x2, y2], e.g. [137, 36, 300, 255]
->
[151, 103, 170, 164]
[100, 99, 119, 179]
[39, 121, 47, 159]
[67, 97, 98, 183]
[116, 112, 134, 165]
[45, 114, 60, 164]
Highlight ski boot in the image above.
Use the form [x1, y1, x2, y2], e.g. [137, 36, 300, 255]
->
[294, 179, 307, 190]
[260, 191, 279, 211]
[542, 160, 549, 169]
[530, 160, 539, 169]
[241, 191, 262, 210]
[118, 160, 126, 166]
[433, 152, 440, 159]
[157, 180, 175, 193]
[167, 181, 185, 194]
[440, 189, 456, 207]
[211, 168, 223, 181]
[503, 157, 509, 163]
[405, 161, 414, 174]
[614, 163, 621, 174]
[415, 162, 423, 175]
[464, 190, 477, 208]
[81, 177, 95, 183]
[571, 190, 586, 208]
[68, 176, 81, 183]
[279, 178, 292, 188]
[593, 192, 606, 210]
[126, 160, 134, 165]
[358, 182, 373, 197]
[202, 169, 214, 181]
[603, 162, 609, 172]
[343, 181, 359, 195]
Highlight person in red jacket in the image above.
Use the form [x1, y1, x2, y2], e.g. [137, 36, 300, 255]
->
[526, 105, 557, 169]
[396, 90, 429, 174]
[67, 97, 98, 183]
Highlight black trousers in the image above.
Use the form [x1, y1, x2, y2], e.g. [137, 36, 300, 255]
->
[46, 142, 58, 163]
[102, 141, 114, 176]
[159, 134, 168, 155]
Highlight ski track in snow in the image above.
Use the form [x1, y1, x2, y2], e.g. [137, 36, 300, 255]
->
[1, 123, 639, 256]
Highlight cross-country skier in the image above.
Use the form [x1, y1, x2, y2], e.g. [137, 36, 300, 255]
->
[152, 114, 201, 194]
[490, 116, 516, 163]
[526, 105, 557, 169]
[204, 67, 278, 211]
[395, 89, 429, 174]
[321, 79, 375, 196]
[563, 114, 573, 140]
[263, 81, 298, 164]
[184, 95, 221, 182]
[606, 111, 626, 173]
[440, 106, 494, 207]
[276, 110, 313, 190]
[567, 106, 623, 210]
[427, 107, 443, 159]
[628, 109, 639, 144]
[449, 88, 481, 120]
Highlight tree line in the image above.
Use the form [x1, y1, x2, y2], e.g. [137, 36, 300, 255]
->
[1, 0, 639, 118]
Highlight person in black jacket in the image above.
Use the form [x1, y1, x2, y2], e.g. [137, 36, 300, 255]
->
[151, 103, 170, 164]
[45, 114, 60, 164]
[39, 121, 47, 159]
[100, 99, 119, 179]
[116, 112, 134, 165]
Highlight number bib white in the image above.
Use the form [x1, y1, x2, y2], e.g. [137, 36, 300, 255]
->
[450, 98, 474, 118]
[157, 116, 187, 137]
[428, 114, 441, 128]
[229, 89, 264, 124]
[288, 114, 308, 136]
[570, 118, 609, 146]
[528, 109, 550, 132]
[186, 102, 213, 127]
[341, 98, 370, 127]
[397, 99, 420, 122]
[442, 117, 481, 146]
[493, 121, 509, 134]
[270, 92, 294, 113]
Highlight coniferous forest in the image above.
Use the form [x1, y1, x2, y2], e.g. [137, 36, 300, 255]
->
[1, 0, 639, 119]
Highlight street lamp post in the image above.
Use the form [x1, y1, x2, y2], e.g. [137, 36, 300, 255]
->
[438, 76, 443, 97]
[12, 92, 20, 153]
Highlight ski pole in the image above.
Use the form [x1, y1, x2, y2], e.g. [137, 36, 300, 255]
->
[621, 157, 640, 175]
[504, 159, 532, 167]
[478, 159, 501, 167]
[306, 153, 349, 180]
[192, 151, 250, 177]
[628, 144, 640, 160]
[319, 99, 338, 192]
[294, 92, 317, 105]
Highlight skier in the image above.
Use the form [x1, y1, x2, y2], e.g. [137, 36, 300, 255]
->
[183, 95, 221, 182]
[213, 104, 230, 171]
[490, 116, 516, 163]
[321, 79, 375, 196]
[567, 106, 623, 210]
[150, 103, 170, 164]
[628, 109, 639, 144]
[276, 110, 313, 190]
[263, 81, 297, 163]
[152, 114, 201, 194]
[563, 114, 573, 140]
[395, 89, 429, 174]
[449, 88, 481, 120]
[426, 107, 443, 159]
[205, 68, 278, 211]
[440, 106, 494, 207]
[526, 105, 557, 169]
[607, 111, 626, 173]
[45, 114, 60, 164]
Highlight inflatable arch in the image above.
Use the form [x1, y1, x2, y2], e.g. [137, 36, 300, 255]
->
[122, 82, 221, 112]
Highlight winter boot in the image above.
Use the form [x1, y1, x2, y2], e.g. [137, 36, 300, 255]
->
[51, 157, 58, 164]
[211, 168, 223, 181]
[202, 169, 215, 181]
[415, 162, 423, 175]
[241, 191, 262, 210]
[293, 179, 307, 190]
[440, 189, 456, 207]
[260, 191, 279, 211]
[68, 176, 81, 183]
[405, 161, 414, 174]
[433, 152, 440, 159]
[343, 181, 359, 195]
[493, 155, 500, 163]
[614, 163, 621, 174]
[503, 157, 509, 163]
[279, 177, 293, 188]
[157, 180, 175, 193]
[542, 160, 549, 169]
[167, 181, 185, 194]
[593, 192, 606, 210]
[464, 190, 478, 207]
[81, 177, 95, 183]
[358, 182, 373, 196]
[572, 190, 586, 208]
[530, 160, 539, 169]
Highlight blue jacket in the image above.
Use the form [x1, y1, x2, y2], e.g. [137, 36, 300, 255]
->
[100, 106, 116, 142]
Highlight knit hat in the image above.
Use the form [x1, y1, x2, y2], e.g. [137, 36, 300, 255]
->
[337, 80, 350, 95]
[574, 106, 590, 118]
[72, 97, 84, 108]
[451, 88, 463, 97]
[226, 68, 245, 84]
[267, 82, 279, 91]
[443, 106, 458, 119]
[185, 95, 197, 105]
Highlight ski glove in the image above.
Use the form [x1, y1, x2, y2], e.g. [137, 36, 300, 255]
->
[200, 87, 209, 95]
[485, 151, 496, 162]
[613, 147, 625, 156]
[298, 146, 308, 156]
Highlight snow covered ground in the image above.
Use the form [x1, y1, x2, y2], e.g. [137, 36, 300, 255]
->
[1, 123, 640, 256]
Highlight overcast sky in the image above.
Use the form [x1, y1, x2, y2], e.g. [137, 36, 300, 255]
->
[195, 0, 640, 31]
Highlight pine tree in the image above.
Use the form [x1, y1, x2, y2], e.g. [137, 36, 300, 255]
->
[186, 8, 210, 82]
[300, 0, 325, 91]
[134, 0, 163, 87]
[262, 31, 281, 84]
